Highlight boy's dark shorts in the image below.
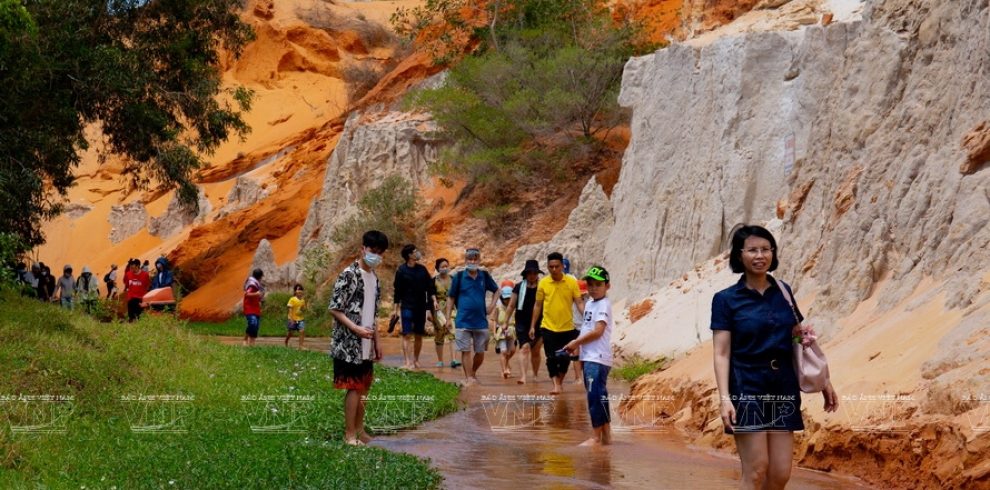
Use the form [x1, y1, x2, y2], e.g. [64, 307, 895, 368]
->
[245, 314, 260, 338]
[400, 308, 427, 336]
[287, 320, 305, 331]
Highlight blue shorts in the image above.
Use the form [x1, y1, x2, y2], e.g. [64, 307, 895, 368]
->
[400, 308, 427, 336]
[245, 315, 260, 338]
[727, 357, 803, 433]
[287, 320, 305, 331]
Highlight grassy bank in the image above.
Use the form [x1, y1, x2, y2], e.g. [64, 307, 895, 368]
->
[611, 354, 667, 382]
[183, 291, 338, 337]
[0, 292, 459, 488]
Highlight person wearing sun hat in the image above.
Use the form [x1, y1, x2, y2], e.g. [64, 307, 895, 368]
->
[563, 265, 614, 446]
[504, 259, 544, 384]
[492, 279, 518, 378]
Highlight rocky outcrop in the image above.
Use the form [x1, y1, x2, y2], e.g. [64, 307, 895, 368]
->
[297, 110, 445, 257]
[219, 176, 271, 218]
[249, 238, 296, 290]
[960, 121, 990, 174]
[609, 0, 990, 320]
[491, 177, 614, 281]
[148, 189, 212, 239]
[64, 202, 93, 220]
[108, 202, 148, 244]
[607, 0, 990, 487]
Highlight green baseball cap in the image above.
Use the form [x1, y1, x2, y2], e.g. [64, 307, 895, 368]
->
[583, 265, 609, 282]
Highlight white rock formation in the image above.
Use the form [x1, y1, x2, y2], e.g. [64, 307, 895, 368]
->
[64, 202, 93, 220]
[249, 238, 296, 290]
[108, 202, 148, 244]
[297, 110, 445, 258]
[491, 177, 614, 282]
[608, 0, 990, 323]
[148, 188, 212, 239]
[219, 176, 271, 218]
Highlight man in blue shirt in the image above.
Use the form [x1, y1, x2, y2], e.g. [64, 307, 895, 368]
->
[445, 247, 498, 386]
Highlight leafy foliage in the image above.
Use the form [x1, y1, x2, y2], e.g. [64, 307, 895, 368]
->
[330, 174, 422, 254]
[402, 0, 652, 206]
[0, 0, 255, 254]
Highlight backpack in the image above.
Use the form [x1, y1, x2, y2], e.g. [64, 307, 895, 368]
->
[103, 272, 112, 283]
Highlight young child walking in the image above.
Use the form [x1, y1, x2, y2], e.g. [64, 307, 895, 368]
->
[242, 268, 264, 347]
[492, 281, 517, 379]
[285, 284, 306, 348]
[563, 266, 613, 446]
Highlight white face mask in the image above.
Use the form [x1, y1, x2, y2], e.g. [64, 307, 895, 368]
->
[413, 250, 422, 261]
[363, 249, 383, 268]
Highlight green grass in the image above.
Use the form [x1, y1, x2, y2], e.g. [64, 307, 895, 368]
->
[0, 292, 460, 489]
[611, 354, 668, 383]
[184, 291, 335, 337]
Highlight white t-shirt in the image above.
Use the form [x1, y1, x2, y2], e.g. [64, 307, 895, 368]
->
[579, 297, 613, 367]
[359, 268, 377, 328]
[359, 268, 377, 360]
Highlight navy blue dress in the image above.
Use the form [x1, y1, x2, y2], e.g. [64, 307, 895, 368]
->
[711, 275, 804, 433]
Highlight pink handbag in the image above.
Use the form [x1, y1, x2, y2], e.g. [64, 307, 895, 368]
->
[779, 280, 830, 393]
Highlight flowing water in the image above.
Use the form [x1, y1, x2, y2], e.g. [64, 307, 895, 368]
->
[219, 336, 870, 489]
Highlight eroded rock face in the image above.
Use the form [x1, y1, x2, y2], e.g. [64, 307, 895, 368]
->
[64, 202, 93, 220]
[108, 202, 148, 244]
[491, 178, 614, 282]
[610, 0, 990, 319]
[250, 238, 295, 291]
[297, 110, 445, 257]
[220, 176, 271, 218]
[148, 189, 212, 239]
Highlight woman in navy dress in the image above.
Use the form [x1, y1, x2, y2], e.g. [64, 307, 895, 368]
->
[712, 225, 838, 489]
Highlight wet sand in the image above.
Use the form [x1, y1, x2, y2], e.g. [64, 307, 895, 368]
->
[217, 335, 870, 489]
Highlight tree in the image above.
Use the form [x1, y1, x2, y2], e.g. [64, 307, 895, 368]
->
[404, 0, 651, 204]
[0, 0, 254, 254]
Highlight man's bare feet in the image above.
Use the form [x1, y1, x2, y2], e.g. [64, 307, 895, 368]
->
[517, 378, 526, 385]
[579, 438, 601, 447]
[345, 438, 365, 446]
[358, 431, 373, 444]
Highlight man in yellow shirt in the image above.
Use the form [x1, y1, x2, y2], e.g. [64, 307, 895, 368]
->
[529, 252, 584, 395]
[285, 284, 306, 348]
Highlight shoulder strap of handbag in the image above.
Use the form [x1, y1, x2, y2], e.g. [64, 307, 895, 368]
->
[777, 279, 801, 326]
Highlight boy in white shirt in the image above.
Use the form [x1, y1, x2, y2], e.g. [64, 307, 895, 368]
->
[563, 265, 613, 446]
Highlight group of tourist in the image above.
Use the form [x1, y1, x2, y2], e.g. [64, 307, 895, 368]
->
[231, 224, 840, 485]
[236, 230, 617, 448]
[13, 256, 174, 321]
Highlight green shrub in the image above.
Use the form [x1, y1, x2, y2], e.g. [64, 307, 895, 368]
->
[612, 354, 667, 382]
[402, 0, 652, 208]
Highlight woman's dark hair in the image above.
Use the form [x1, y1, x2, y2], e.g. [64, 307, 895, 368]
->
[435, 258, 449, 270]
[729, 225, 779, 273]
[252, 268, 264, 279]
[401, 244, 417, 260]
[362, 230, 389, 251]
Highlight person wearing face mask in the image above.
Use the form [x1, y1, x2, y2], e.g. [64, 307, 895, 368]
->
[445, 247, 499, 386]
[431, 258, 460, 368]
[329, 230, 389, 446]
[393, 244, 436, 369]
